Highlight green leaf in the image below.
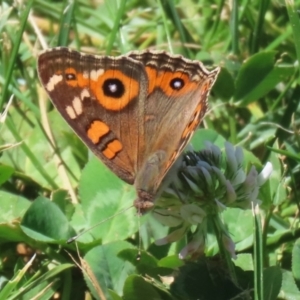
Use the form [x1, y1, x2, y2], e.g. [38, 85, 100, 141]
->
[0, 191, 30, 222]
[52, 189, 76, 221]
[292, 239, 300, 289]
[235, 51, 275, 101]
[0, 164, 14, 185]
[279, 270, 300, 299]
[123, 275, 162, 300]
[235, 253, 254, 271]
[118, 249, 158, 276]
[21, 196, 76, 243]
[212, 67, 235, 100]
[191, 129, 226, 151]
[223, 208, 254, 252]
[158, 255, 184, 269]
[78, 156, 138, 244]
[234, 52, 294, 105]
[24, 110, 82, 188]
[0, 191, 31, 242]
[264, 266, 282, 300]
[84, 241, 135, 298]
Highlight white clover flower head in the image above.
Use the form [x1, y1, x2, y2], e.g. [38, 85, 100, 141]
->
[152, 141, 273, 260]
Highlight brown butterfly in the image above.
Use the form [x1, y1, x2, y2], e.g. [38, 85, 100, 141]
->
[38, 48, 219, 213]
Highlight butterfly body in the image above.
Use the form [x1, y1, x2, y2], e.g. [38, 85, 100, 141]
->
[38, 47, 219, 213]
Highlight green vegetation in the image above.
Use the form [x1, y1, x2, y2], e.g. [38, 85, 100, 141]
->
[0, 0, 299, 299]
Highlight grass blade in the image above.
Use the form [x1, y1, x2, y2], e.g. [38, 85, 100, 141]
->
[286, 0, 300, 80]
[0, 0, 34, 111]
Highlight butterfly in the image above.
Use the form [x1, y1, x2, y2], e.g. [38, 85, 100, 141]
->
[37, 47, 219, 214]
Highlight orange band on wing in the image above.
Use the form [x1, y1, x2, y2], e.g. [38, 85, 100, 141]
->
[201, 80, 211, 94]
[145, 68, 199, 97]
[60, 68, 139, 111]
[87, 120, 110, 144]
[145, 67, 158, 94]
[102, 139, 123, 159]
[181, 102, 204, 139]
[91, 70, 139, 111]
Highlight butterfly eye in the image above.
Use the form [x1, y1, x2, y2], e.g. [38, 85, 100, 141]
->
[170, 78, 184, 90]
[65, 73, 76, 81]
[103, 78, 125, 98]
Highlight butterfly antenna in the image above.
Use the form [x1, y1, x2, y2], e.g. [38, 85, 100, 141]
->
[67, 204, 134, 243]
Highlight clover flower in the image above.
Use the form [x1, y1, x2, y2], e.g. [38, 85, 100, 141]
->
[153, 141, 273, 259]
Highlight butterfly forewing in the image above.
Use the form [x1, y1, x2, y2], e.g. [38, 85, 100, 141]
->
[38, 47, 149, 184]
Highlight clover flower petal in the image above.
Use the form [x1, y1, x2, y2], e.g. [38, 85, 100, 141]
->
[180, 204, 206, 225]
[153, 208, 183, 227]
[179, 234, 205, 259]
[155, 225, 188, 245]
[225, 180, 236, 203]
[257, 162, 273, 186]
[222, 234, 237, 259]
[225, 141, 238, 176]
